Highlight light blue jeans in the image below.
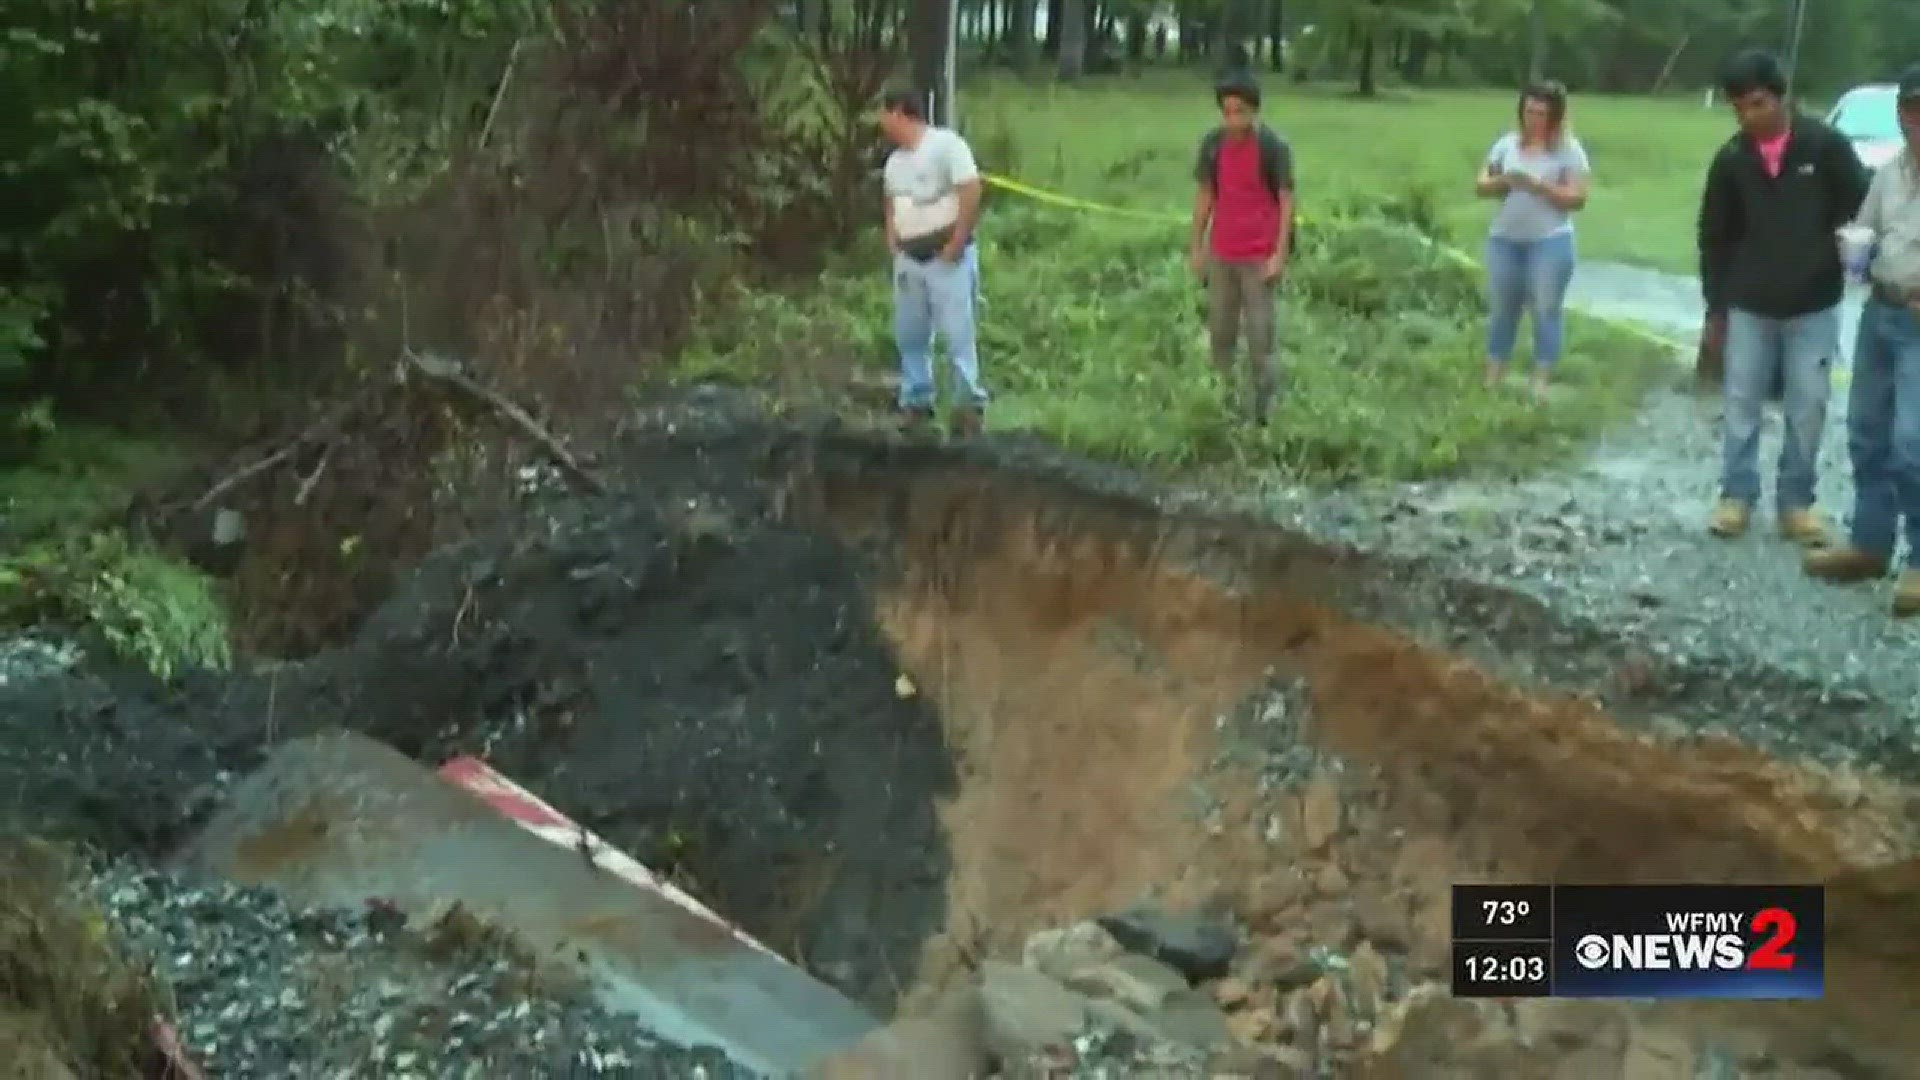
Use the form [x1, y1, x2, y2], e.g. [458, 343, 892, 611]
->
[1486, 230, 1577, 369]
[1720, 305, 1839, 512]
[1846, 297, 1920, 568]
[894, 242, 987, 409]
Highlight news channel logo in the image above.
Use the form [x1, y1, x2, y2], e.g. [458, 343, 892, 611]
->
[1554, 884, 1824, 999]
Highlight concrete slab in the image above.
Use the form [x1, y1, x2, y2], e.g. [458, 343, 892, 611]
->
[174, 731, 878, 1077]
[436, 754, 782, 961]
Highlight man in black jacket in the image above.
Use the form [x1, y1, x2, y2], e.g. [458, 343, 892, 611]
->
[1698, 50, 1871, 546]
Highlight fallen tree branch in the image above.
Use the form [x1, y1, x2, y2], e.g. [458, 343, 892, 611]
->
[190, 395, 367, 512]
[293, 451, 330, 507]
[401, 349, 607, 495]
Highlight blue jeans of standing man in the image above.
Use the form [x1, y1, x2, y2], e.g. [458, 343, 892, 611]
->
[894, 242, 988, 409]
[1720, 305, 1839, 512]
[1845, 297, 1920, 568]
[1486, 231, 1577, 369]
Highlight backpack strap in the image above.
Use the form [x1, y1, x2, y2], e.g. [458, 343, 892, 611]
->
[1256, 126, 1289, 203]
[1196, 129, 1224, 191]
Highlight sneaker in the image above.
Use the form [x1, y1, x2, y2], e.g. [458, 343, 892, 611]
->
[948, 405, 984, 438]
[1778, 508, 1834, 548]
[1895, 570, 1920, 619]
[1803, 546, 1890, 583]
[1708, 498, 1751, 539]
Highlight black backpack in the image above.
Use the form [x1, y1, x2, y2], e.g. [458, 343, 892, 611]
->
[1196, 124, 1292, 205]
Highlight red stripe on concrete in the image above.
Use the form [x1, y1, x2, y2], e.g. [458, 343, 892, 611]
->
[436, 755, 781, 960]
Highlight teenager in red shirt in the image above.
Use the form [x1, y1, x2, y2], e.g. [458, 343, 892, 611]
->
[1190, 74, 1295, 427]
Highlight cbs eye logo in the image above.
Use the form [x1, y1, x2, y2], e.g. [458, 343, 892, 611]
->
[1574, 934, 1611, 969]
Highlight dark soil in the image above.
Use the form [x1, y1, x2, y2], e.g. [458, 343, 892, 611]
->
[4, 402, 956, 1016]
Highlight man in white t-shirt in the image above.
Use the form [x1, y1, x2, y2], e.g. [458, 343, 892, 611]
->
[879, 90, 987, 436]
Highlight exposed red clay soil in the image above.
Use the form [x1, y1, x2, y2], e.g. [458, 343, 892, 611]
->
[807, 450, 1920, 1077]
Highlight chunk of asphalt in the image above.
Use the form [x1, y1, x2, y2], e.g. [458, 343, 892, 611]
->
[1095, 907, 1238, 984]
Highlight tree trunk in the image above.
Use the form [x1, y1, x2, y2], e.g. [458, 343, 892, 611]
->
[1126, 9, 1148, 61]
[1402, 31, 1432, 83]
[1356, 26, 1377, 96]
[1044, 0, 1062, 58]
[910, 0, 956, 124]
[1528, 0, 1547, 83]
[1267, 0, 1285, 72]
[1008, 0, 1035, 68]
[1056, 0, 1086, 79]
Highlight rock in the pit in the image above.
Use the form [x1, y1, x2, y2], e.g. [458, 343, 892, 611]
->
[1060, 953, 1191, 1013]
[811, 988, 987, 1080]
[1620, 1021, 1696, 1078]
[1296, 778, 1344, 852]
[1345, 940, 1391, 1019]
[1022, 920, 1124, 982]
[978, 960, 1089, 1059]
[1096, 906, 1238, 983]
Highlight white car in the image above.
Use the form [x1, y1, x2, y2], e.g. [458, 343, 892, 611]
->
[1826, 84, 1903, 170]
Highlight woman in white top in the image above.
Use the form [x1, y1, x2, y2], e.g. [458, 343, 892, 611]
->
[1473, 81, 1592, 398]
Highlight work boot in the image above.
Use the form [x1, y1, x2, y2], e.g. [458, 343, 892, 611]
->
[948, 405, 984, 439]
[1778, 508, 1833, 548]
[1707, 498, 1751, 539]
[897, 405, 935, 433]
[1803, 546, 1890, 583]
[1895, 570, 1920, 618]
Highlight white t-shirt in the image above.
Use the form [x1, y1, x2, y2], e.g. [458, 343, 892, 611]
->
[884, 126, 980, 241]
[1485, 132, 1590, 241]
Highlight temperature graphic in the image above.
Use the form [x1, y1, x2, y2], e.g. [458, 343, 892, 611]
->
[1483, 897, 1532, 925]
[1453, 884, 1553, 941]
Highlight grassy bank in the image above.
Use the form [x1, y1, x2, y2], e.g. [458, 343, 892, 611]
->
[678, 202, 1673, 484]
[963, 75, 1728, 274]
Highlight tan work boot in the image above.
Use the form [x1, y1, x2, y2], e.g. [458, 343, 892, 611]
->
[1778, 508, 1834, 548]
[1708, 498, 1751, 539]
[948, 405, 984, 438]
[1803, 546, 1890, 583]
[897, 405, 935, 433]
[1895, 570, 1920, 619]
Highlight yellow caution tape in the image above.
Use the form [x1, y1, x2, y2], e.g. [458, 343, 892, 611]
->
[983, 173, 1187, 224]
[981, 171, 1801, 370]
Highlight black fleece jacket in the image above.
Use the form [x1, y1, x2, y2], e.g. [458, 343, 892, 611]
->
[1697, 114, 1871, 319]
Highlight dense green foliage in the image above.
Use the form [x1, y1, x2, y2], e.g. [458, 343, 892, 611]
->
[0, 0, 540, 417]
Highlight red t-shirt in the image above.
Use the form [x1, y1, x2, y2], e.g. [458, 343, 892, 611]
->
[1211, 135, 1281, 262]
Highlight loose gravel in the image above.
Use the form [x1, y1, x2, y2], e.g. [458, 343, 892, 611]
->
[86, 860, 757, 1079]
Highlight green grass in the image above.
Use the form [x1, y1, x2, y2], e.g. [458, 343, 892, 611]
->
[678, 204, 1673, 485]
[1, 423, 192, 538]
[963, 74, 1730, 273]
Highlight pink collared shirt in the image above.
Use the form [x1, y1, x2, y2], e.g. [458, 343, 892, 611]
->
[1756, 131, 1791, 178]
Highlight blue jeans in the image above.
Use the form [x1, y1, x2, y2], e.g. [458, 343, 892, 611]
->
[1846, 298, 1920, 568]
[1720, 305, 1838, 512]
[1486, 231, 1576, 369]
[894, 242, 987, 409]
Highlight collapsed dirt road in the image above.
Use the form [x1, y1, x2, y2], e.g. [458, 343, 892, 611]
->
[7, 388, 1920, 1076]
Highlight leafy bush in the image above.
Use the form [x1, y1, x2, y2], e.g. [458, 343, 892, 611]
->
[675, 202, 1672, 483]
[0, 531, 230, 681]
